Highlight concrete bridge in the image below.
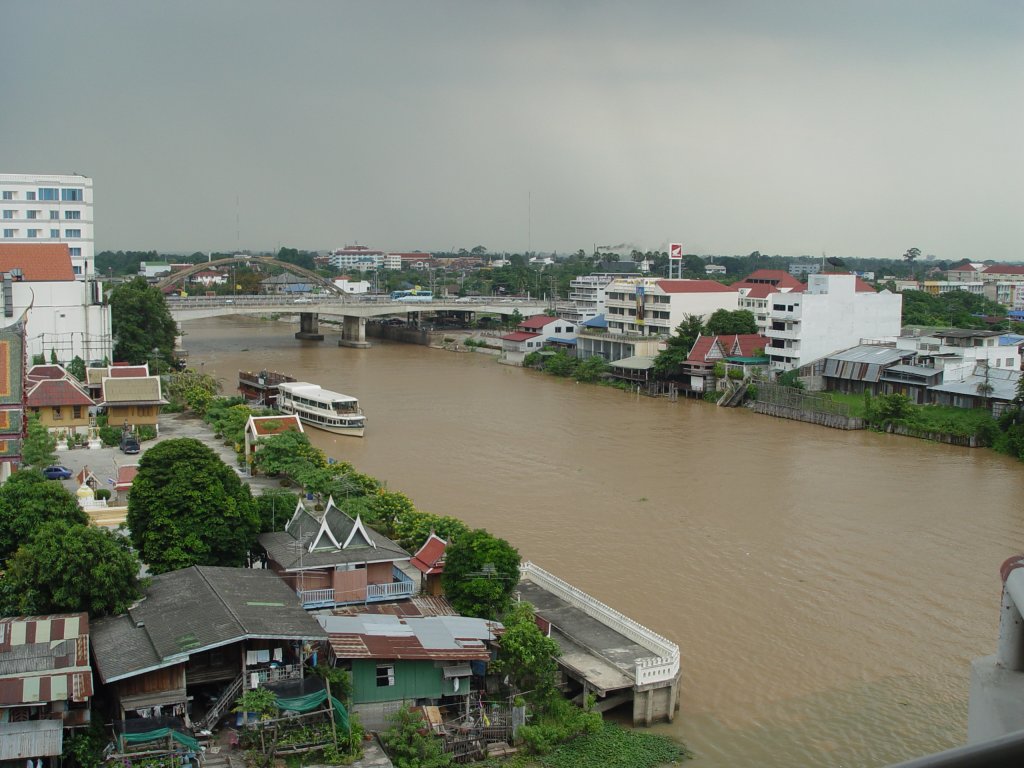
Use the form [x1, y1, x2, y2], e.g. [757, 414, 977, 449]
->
[168, 295, 550, 346]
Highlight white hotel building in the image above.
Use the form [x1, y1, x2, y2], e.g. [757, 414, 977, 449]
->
[0, 173, 93, 278]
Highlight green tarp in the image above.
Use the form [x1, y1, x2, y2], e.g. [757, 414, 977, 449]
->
[122, 727, 201, 752]
[276, 689, 350, 731]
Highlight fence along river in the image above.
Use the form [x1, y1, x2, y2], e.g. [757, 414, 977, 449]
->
[185, 316, 1024, 768]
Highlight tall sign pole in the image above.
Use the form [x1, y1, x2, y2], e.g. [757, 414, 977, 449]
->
[668, 243, 683, 279]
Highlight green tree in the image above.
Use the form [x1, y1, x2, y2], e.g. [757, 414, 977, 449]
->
[252, 430, 328, 478]
[543, 350, 577, 377]
[254, 489, 300, 533]
[165, 369, 222, 405]
[67, 355, 87, 382]
[127, 438, 259, 573]
[379, 707, 452, 768]
[0, 470, 87, 562]
[574, 355, 608, 383]
[705, 309, 757, 336]
[653, 314, 704, 379]
[1, 521, 141, 617]
[441, 529, 521, 619]
[492, 601, 560, 703]
[110, 277, 178, 366]
[22, 414, 57, 467]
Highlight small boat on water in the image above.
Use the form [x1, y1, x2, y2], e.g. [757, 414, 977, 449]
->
[238, 370, 296, 407]
[276, 381, 366, 437]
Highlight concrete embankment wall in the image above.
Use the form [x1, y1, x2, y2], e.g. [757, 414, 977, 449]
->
[751, 402, 865, 430]
[883, 423, 981, 447]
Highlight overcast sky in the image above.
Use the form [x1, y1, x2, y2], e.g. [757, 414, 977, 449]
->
[2, 1, 1021, 260]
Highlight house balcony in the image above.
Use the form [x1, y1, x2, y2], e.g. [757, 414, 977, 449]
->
[767, 327, 800, 340]
[244, 663, 304, 689]
[296, 566, 415, 608]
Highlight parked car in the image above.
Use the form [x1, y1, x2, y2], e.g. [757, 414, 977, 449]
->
[42, 465, 72, 480]
[120, 436, 141, 455]
[293, 297, 312, 304]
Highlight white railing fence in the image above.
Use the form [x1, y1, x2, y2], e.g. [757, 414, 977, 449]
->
[519, 561, 680, 685]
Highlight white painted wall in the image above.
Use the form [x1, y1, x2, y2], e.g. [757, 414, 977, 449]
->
[13, 279, 112, 363]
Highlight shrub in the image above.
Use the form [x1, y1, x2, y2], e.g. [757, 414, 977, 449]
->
[702, 390, 720, 403]
[95, 489, 112, 501]
[727, 368, 744, 380]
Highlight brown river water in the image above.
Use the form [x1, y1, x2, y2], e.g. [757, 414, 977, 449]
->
[183, 316, 1024, 768]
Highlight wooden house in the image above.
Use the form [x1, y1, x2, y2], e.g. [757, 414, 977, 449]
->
[317, 613, 500, 730]
[26, 366, 94, 437]
[259, 499, 415, 609]
[90, 566, 326, 729]
[0, 613, 93, 762]
[98, 375, 167, 433]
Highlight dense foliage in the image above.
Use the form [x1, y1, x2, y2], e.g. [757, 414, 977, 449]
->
[0, 470, 87, 561]
[901, 289, 1007, 329]
[379, 707, 452, 768]
[1, 521, 141, 617]
[492, 602, 560, 704]
[652, 315, 705, 379]
[127, 438, 260, 573]
[110, 277, 178, 367]
[441, 529, 521, 619]
[704, 308, 757, 336]
[22, 414, 57, 467]
[531, 722, 690, 768]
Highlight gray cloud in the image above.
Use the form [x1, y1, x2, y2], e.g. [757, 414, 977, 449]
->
[2, 0, 1021, 260]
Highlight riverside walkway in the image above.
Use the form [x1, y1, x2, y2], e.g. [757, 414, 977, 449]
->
[517, 562, 681, 725]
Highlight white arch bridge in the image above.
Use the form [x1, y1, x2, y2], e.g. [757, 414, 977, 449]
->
[168, 294, 550, 346]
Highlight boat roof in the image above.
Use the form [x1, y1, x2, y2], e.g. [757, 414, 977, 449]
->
[278, 381, 358, 403]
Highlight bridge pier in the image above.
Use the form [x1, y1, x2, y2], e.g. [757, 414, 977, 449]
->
[294, 312, 324, 341]
[337, 315, 371, 349]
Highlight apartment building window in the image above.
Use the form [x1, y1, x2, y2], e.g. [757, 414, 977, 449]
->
[25, 191, 36, 201]
[3, 229, 14, 238]
[69, 247, 81, 257]
[50, 229, 59, 238]
[65, 229, 81, 238]
[38, 188, 59, 201]
[61, 188, 83, 202]
[26, 210, 38, 220]
[27, 229, 39, 238]
[64, 210, 81, 220]
[1, 192, 13, 200]
[2, 211, 11, 219]
[49, 210, 59, 219]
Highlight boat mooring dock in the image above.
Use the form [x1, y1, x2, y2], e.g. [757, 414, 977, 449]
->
[517, 562, 680, 725]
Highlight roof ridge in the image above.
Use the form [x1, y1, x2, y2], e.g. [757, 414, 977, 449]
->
[195, 566, 248, 636]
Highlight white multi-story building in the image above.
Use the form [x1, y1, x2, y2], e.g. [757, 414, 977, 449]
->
[734, 270, 806, 333]
[894, 329, 1021, 378]
[0, 173, 93, 278]
[603, 278, 739, 337]
[559, 272, 641, 324]
[764, 273, 902, 371]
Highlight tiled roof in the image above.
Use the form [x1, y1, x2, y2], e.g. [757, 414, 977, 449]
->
[687, 335, 720, 363]
[735, 270, 805, 291]
[501, 331, 540, 342]
[26, 365, 67, 381]
[247, 414, 303, 437]
[115, 464, 139, 491]
[90, 566, 326, 683]
[318, 614, 499, 661]
[520, 315, 557, 330]
[260, 500, 409, 571]
[26, 378, 94, 408]
[727, 334, 769, 357]
[655, 280, 736, 294]
[109, 365, 150, 378]
[410, 533, 447, 576]
[0, 244, 75, 281]
[983, 264, 1024, 275]
[100, 376, 164, 405]
[738, 284, 775, 299]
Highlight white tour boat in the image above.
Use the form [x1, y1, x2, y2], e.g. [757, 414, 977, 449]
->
[276, 381, 366, 437]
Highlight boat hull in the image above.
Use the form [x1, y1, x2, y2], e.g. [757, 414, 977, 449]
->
[299, 418, 365, 438]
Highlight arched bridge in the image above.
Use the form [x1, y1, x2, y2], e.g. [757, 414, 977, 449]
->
[168, 294, 550, 346]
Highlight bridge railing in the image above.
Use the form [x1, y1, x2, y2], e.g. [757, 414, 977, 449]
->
[520, 561, 680, 686]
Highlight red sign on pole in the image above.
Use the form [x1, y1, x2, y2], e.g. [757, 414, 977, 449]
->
[669, 243, 683, 260]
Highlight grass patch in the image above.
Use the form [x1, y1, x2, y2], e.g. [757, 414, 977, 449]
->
[822, 391, 869, 417]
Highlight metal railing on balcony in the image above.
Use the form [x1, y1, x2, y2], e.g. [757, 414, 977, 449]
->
[296, 587, 334, 607]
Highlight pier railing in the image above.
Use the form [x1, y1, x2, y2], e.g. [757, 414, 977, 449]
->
[519, 561, 680, 686]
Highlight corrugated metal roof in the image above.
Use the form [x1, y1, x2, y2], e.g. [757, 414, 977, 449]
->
[610, 355, 656, 370]
[317, 614, 499, 661]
